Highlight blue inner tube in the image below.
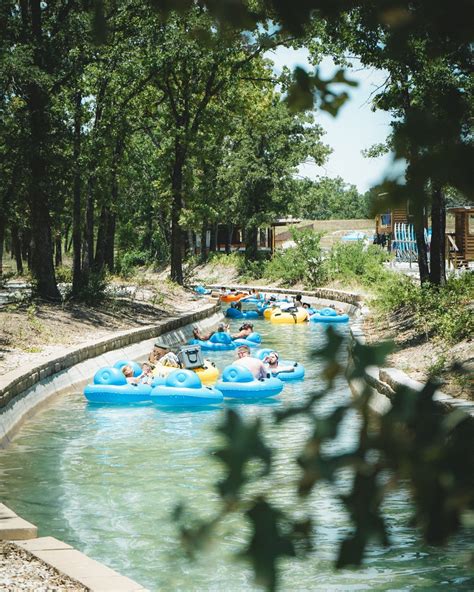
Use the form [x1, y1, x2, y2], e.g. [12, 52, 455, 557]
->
[210, 332, 233, 345]
[233, 338, 257, 347]
[84, 383, 152, 404]
[215, 365, 284, 399]
[150, 369, 223, 407]
[241, 332, 261, 344]
[84, 365, 152, 403]
[240, 296, 264, 304]
[310, 312, 349, 323]
[254, 349, 305, 381]
[225, 308, 260, 320]
[188, 338, 236, 351]
[318, 307, 338, 316]
[226, 307, 243, 318]
[270, 363, 305, 381]
[194, 285, 210, 294]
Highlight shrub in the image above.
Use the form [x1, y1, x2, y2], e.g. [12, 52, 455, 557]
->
[238, 257, 266, 281]
[375, 272, 474, 343]
[69, 271, 109, 306]
[116, 250, 149, 278]
[208, 252, 243, 268]
[55, 265, 73, 284]
[264, 229, 326, 286]
[324, 241, 390, 285]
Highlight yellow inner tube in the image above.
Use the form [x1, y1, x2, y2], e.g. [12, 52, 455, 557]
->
[194, 361, 220, 386]
[153, 360, 219, 386]
[270, 309, 308, 324]
[264, 306, 279, 319]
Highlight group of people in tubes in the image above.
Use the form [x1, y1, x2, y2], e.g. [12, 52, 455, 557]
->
[120, 322, 295, 385]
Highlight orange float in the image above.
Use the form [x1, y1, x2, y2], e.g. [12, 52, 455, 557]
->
[220, 293, 248, 303]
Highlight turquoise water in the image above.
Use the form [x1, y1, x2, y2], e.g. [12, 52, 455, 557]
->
[0, 318, 473, 591]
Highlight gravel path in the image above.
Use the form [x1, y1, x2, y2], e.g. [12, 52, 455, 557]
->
[0, 542, 88, 591]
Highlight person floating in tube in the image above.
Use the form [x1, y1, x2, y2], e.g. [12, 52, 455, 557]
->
[148, 340, 180, 367]
[232, 345, 267, 380]
[263, 351, 295, 375]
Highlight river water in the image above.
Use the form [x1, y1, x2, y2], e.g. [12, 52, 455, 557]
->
[0, 318, 472, 591]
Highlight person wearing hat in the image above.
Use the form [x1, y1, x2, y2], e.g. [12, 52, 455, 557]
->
[148, 340, 180, 367]
[263, 351, 295, 375]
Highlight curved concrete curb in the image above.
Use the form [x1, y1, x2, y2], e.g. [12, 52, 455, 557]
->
[0, 300, 222, 446]
[348, 305, 474, 417]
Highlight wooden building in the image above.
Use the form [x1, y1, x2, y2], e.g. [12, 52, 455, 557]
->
[214, 218, 302, 254]
[446, 207, 474, 268]
[375, 206, 408, 236]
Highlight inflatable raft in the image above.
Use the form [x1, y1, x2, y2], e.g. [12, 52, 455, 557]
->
[225, 307, 260, 320]
[84, 367, 152, 404]
[220, 293, 247, 303]
[189, 331, 237, 351]
[153, 360, 219, 385]
[150, 369, 223, 407]
[189, 331, 262, 350]
[270, 309, 308, 324]
[310, 307, 349, 324]
[215, 365, 284, 399]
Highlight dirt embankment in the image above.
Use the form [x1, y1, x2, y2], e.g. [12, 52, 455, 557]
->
[0, 280, 206, 376]
[364, 308, 473, 400]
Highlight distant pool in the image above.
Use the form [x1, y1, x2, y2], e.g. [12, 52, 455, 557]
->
[1, 318, 473, 591]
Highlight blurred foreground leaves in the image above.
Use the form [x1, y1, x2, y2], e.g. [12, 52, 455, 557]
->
[174, 327, 474, 589]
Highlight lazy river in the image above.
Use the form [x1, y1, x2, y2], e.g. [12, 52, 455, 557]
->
[1, 317, 473, 591]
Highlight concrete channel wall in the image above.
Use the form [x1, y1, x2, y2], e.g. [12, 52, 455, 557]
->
[0, 301, 222, 447]
[348, 306, 474, 418]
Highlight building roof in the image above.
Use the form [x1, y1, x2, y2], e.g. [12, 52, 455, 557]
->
[448, 206, 474, 213]
[271, 217, 303, 227]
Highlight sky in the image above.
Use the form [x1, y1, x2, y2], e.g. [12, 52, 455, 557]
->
[266, 46, 395, 193]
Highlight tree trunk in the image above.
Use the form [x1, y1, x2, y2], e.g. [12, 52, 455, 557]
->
[142, 211, 153, 254]
[105, 211, 115, 272]
[11, 225, 23, 275]
[21, 229, 31, 268]
[209, 223, 217, 252]
[429, 185, 446, 286]
[170, 141, 186, 284]
[187, 230, 195, 256]
[54, 235, 62, 267]
[29, 198, 60, 299]
[413, 208, 430, 285]
[63, 221, 71, 254]
[72, 90, 83, 295]
[0, 212, 5, 277]
[25, 0, 60, 300]
[83, 186, 94, 273]
[200, 225, 208, 262]
[94, 206, 108, 272]
[104, 134, 125, 274]
[245, 226, 259, 261]
[225, 223, 233, 254]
